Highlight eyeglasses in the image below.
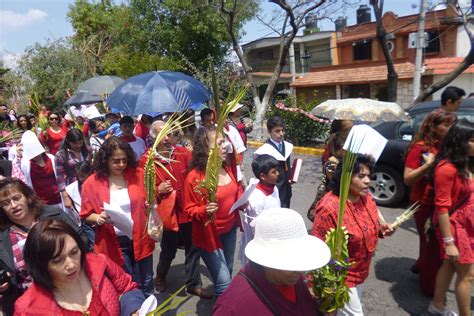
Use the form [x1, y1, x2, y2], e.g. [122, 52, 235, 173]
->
[0, 194, 23, 208]
[110, 158, 128, 165]
[49, 117, 59, 121]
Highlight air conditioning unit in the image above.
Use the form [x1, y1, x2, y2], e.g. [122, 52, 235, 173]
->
[408, 32, 429, 48]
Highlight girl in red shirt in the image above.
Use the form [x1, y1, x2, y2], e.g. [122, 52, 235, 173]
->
[183, 126, 242, 296]
[429, 119, 474, 316]
[403, 109, 456, 295]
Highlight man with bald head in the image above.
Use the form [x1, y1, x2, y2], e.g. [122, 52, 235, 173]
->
[139, 120, 211, 299]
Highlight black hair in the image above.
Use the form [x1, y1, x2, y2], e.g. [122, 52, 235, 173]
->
[430, 119, 474, 180]
[58, 129, 90, 169]
[23, 219, 86, 291]
[441, 86, 466, 106]
[266, 116, 285, 131]
[16, 114, 33, 131]
[251, 154, 279, 179]
[93, 136, 137, 178]
[119, 116, 134, 126]
[329, 154, 375, 196]
[88, 117, 104, 133]
[200, 108, 214, 120]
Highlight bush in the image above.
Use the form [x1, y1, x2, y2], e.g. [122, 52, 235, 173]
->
[265, 95, 330, 147]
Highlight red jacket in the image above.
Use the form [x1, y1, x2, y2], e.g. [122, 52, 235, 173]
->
[183, 165, 241, 253]
[138, 146, 191, 227]
[434, 160, 470, 216]
[80, 168, 155, 266]
[14, 253, 139, 315]
[311, 191, 380, 288]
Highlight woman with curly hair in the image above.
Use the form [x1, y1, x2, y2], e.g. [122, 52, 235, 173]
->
[79, 136, 155, 297]
[16, 114, 32, 132]
[403, 109, 456, 295]
[183, 126, 242, 297]
[55, 129, 92, 214]
[428, 119, 474, 316]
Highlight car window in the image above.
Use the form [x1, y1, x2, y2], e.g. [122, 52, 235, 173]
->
[398, 121, 414, 141]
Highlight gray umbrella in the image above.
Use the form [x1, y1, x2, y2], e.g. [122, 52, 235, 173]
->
[75, 75, 124, 95]
[63, 91, 103, 107]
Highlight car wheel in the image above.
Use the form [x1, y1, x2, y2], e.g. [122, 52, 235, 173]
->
[369, 165, 406, 207]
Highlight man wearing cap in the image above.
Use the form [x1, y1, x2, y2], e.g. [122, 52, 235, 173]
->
[213, 208, 330, 315]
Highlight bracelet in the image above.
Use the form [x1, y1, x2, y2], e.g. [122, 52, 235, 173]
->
[442, 236, 454, 244]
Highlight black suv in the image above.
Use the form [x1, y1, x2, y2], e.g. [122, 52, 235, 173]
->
[370, 99, 474, 207]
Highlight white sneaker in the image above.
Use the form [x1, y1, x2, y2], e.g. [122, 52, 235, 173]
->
[428, 302, 458, 316]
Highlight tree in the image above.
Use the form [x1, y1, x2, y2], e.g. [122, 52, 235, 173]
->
[17, 39, 90, 108]
[371, 0, 398, 102]
[412, 1, 474, 105]
[219, 0, 340, 139]
[129, 0, 257, 70]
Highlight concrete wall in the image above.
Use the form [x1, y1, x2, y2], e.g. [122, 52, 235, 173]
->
[432, 73, 474, 99]
[456, 25, 470, 57]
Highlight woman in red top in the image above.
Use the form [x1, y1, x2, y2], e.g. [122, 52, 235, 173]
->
[183, 126, 242, 296]
[40, 112, 69, 155]
[80, 137, 155, 297]
[429, 119, 474, 316]
[403, 109, 456, 295]
[312, 155, 395, 315]
[15, 219, 144, 316]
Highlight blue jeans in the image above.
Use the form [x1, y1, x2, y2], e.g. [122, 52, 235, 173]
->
[118, 235, 154, 297]
[198, 226, 237, 295]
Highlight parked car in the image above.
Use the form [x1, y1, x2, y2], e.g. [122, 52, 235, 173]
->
[370, 98, 474, 206]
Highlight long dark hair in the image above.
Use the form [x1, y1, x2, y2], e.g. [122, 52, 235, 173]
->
[94, 136, 137, 178]
[329, 154, 375, 196]
[59, 128, 89, 158]
[16, 114, 33, 131]
[430, 119, 474, 179]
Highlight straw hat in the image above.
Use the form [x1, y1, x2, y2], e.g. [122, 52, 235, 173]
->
[229, 103, 245, 113]
[245, 208, 330, 271]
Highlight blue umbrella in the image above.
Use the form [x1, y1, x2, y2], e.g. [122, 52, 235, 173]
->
[106, 71, 211, 115]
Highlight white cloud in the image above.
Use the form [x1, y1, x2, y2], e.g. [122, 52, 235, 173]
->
[0, 9, 48, 28]
[1, 53, 22, 70]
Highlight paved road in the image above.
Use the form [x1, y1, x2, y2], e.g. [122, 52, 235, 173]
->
[155, 150, 472, 315]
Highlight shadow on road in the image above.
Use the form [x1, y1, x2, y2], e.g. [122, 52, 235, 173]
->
[374, 257, 432, 315]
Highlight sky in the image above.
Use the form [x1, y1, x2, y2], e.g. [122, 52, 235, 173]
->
[0, 0, 454, 69]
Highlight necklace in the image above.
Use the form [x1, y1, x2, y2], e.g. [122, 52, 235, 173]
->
[54, 274, 90, 315]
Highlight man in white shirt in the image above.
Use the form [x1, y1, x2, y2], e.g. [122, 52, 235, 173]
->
[119, 116, 146, 160]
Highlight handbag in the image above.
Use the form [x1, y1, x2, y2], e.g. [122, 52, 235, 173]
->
[424, 193, 469, 242]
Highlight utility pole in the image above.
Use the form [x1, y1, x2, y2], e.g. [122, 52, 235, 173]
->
[413, 0, 427, 100]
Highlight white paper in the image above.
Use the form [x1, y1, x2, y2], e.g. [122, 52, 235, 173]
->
[343, 124, 387, 162]
[229, 178, 259, 214]
[21, 130, 45, 161]
[103, 202, 133, 239]
[138, 295, 157, 316]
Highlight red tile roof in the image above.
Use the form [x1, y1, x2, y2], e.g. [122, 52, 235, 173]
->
[291, 62, 415, 87]
[423, 57, 474, 74]
[337, 10, 448, 44]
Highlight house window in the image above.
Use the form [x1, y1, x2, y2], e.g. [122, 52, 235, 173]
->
[353, 40, 372, 61]
[257, 50, 273, 59]
[425, 31, 440, 53]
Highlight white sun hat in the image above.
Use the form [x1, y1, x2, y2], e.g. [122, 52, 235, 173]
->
[245, 208, 331, 271]
[229, 102, 245, 113]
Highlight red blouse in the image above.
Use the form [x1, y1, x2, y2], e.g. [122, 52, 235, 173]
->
[434, 160, 470, 216]
[183, 165, 241, 253]
[30, 154, 61, 205]
[40, 125, 68, 155]
[405, 141, 439, 204]
[311, 191, 380, 288]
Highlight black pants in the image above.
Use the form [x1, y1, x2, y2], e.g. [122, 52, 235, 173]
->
[156, 222, 202, 290]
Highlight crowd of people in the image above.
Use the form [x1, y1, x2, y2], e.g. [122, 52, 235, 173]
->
[0, 85, 472, 316]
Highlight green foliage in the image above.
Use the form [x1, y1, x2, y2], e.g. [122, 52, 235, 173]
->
[129, 0, 258, 70]
[266, 95, 329, 147]
[102, 46, 182, 78]
[17, 39, 90, 109]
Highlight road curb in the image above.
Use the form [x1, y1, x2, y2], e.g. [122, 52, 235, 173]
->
[247, 140, 324, 156]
